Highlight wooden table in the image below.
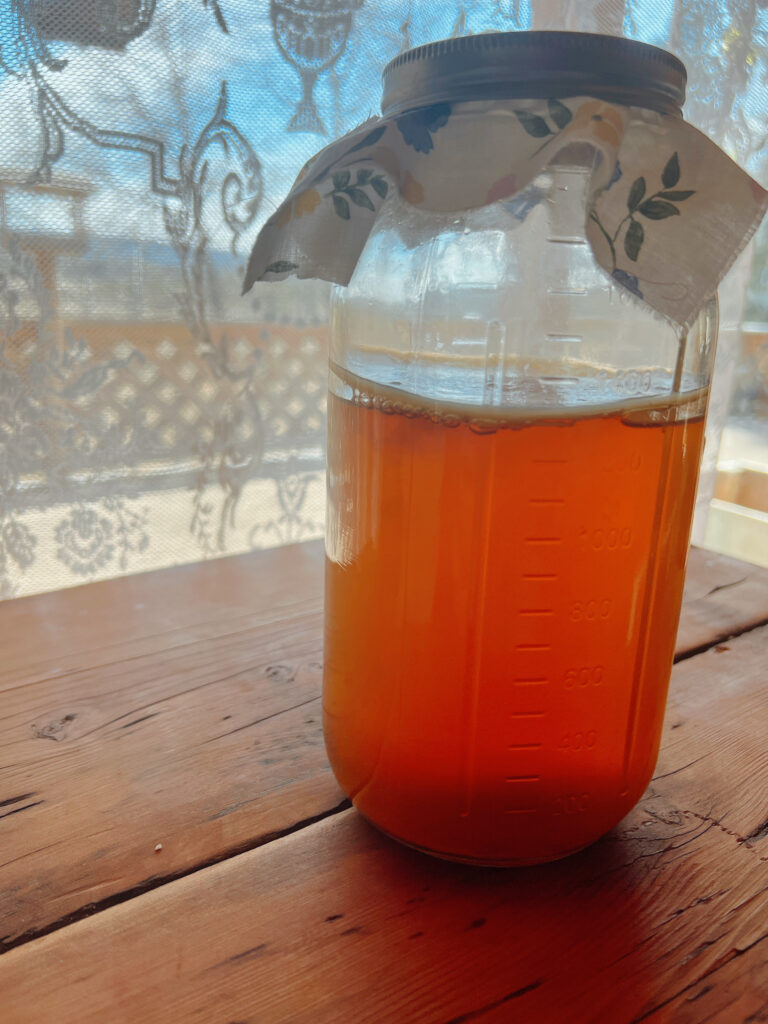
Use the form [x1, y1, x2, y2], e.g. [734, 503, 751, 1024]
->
[1, 541, 767, 1022]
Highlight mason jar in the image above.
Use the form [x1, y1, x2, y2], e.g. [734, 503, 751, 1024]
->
[322, 32, 718, 865]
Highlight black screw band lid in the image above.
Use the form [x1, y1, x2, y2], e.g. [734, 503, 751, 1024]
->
[382, 32, 686, 117]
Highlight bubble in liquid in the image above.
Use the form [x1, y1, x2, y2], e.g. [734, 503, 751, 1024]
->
[467, 418, 499, 436]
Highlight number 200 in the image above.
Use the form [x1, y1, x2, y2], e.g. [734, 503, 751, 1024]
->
[554, 793, 590, 815]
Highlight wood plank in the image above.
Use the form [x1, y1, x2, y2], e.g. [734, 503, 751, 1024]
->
[0, 541, 344, 947]
[715, 465, 768, 513]
[0, 543, 766, 947]
[644, 945, 768, 1024]
[0, 540, 326, 685]
[1, 624, 767, 1023]
[678, 546, 768, 656]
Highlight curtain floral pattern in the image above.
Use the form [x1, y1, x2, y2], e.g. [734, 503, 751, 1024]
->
[0, 0, 766, 597]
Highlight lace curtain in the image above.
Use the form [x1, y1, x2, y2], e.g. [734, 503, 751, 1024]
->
[1, 0, 766, 597]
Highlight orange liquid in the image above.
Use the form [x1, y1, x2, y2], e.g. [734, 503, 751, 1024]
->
[324, 362, 706, 864]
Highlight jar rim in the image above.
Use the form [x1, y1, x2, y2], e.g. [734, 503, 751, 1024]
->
[381, 31, 686, 118]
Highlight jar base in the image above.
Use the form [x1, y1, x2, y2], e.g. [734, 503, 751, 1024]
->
[359, 810, 596, 868]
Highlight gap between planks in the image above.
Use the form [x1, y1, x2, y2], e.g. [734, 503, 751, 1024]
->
[0, 797, 351, 956]
[674, 611, 768, 663]
[2, 546, 766, 958]
[4, 602, 767, 955]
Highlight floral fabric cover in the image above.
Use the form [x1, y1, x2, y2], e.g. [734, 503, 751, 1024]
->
[245, 97, 767, 330]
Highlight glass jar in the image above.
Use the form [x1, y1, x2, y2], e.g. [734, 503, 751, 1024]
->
[322, 32, 718, 865]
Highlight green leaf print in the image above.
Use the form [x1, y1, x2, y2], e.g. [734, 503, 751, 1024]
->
[662, 152, 680, 188]
[347, 187, 375, 211]
[347, 124, 387, 154]
[658, 190, 694, 202]
[513, 109, 552, 138]
[332, 194, 350, 220]
[328, 166, 386, 217]
[624, 219, 644, 262]
[590, 151, 695, 285]
[627, 177, 646, 212]
[638, 199, 680, 220]
[547, 98, 573, 130]
[264, 260, 299, 274]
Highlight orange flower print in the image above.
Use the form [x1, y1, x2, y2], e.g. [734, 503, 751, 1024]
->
[402, 172, 424, 205]
[569, 101, 624, 149]
[275, 188, 321, 228]
[295, 189, 322, 218]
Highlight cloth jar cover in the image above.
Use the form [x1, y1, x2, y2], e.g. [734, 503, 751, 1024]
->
[245, 96, 768, 330]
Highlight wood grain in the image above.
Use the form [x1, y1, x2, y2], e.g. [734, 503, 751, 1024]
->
[0, 541, 344, 947]
[0, 543, 766, 951]
[678, 546, 768, 657]
[1, 620, 767, 1023]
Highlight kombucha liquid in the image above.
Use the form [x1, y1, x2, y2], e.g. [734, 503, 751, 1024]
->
[324, 357, 705, 864]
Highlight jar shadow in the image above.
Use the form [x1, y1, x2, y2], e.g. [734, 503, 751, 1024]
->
[330, 808, 682, 1021]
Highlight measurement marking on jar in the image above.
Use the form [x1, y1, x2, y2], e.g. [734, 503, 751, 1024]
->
[512, 677, 548, 686]
[506, 775, 541, 783]
[564, 665, 604, 687]
[554, 793, 590, 815]
[503, 808, 537, 815]
[546, 333, 583, 345]
[508, 743, 543, 750]
[522, 573, 557, 581]
[559, 731, 597, 750]
[570, 599, 612, 621]
[529, 497, 566, 505]
[579, 526, 633, 551]
[547, 236, 588, 246]
[518, 608, 555, 616]
[509, 711, 545, 719]
[525, 537, 562, 544]
[515, 644, 551, 652]
[533, 458, 568, 464]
